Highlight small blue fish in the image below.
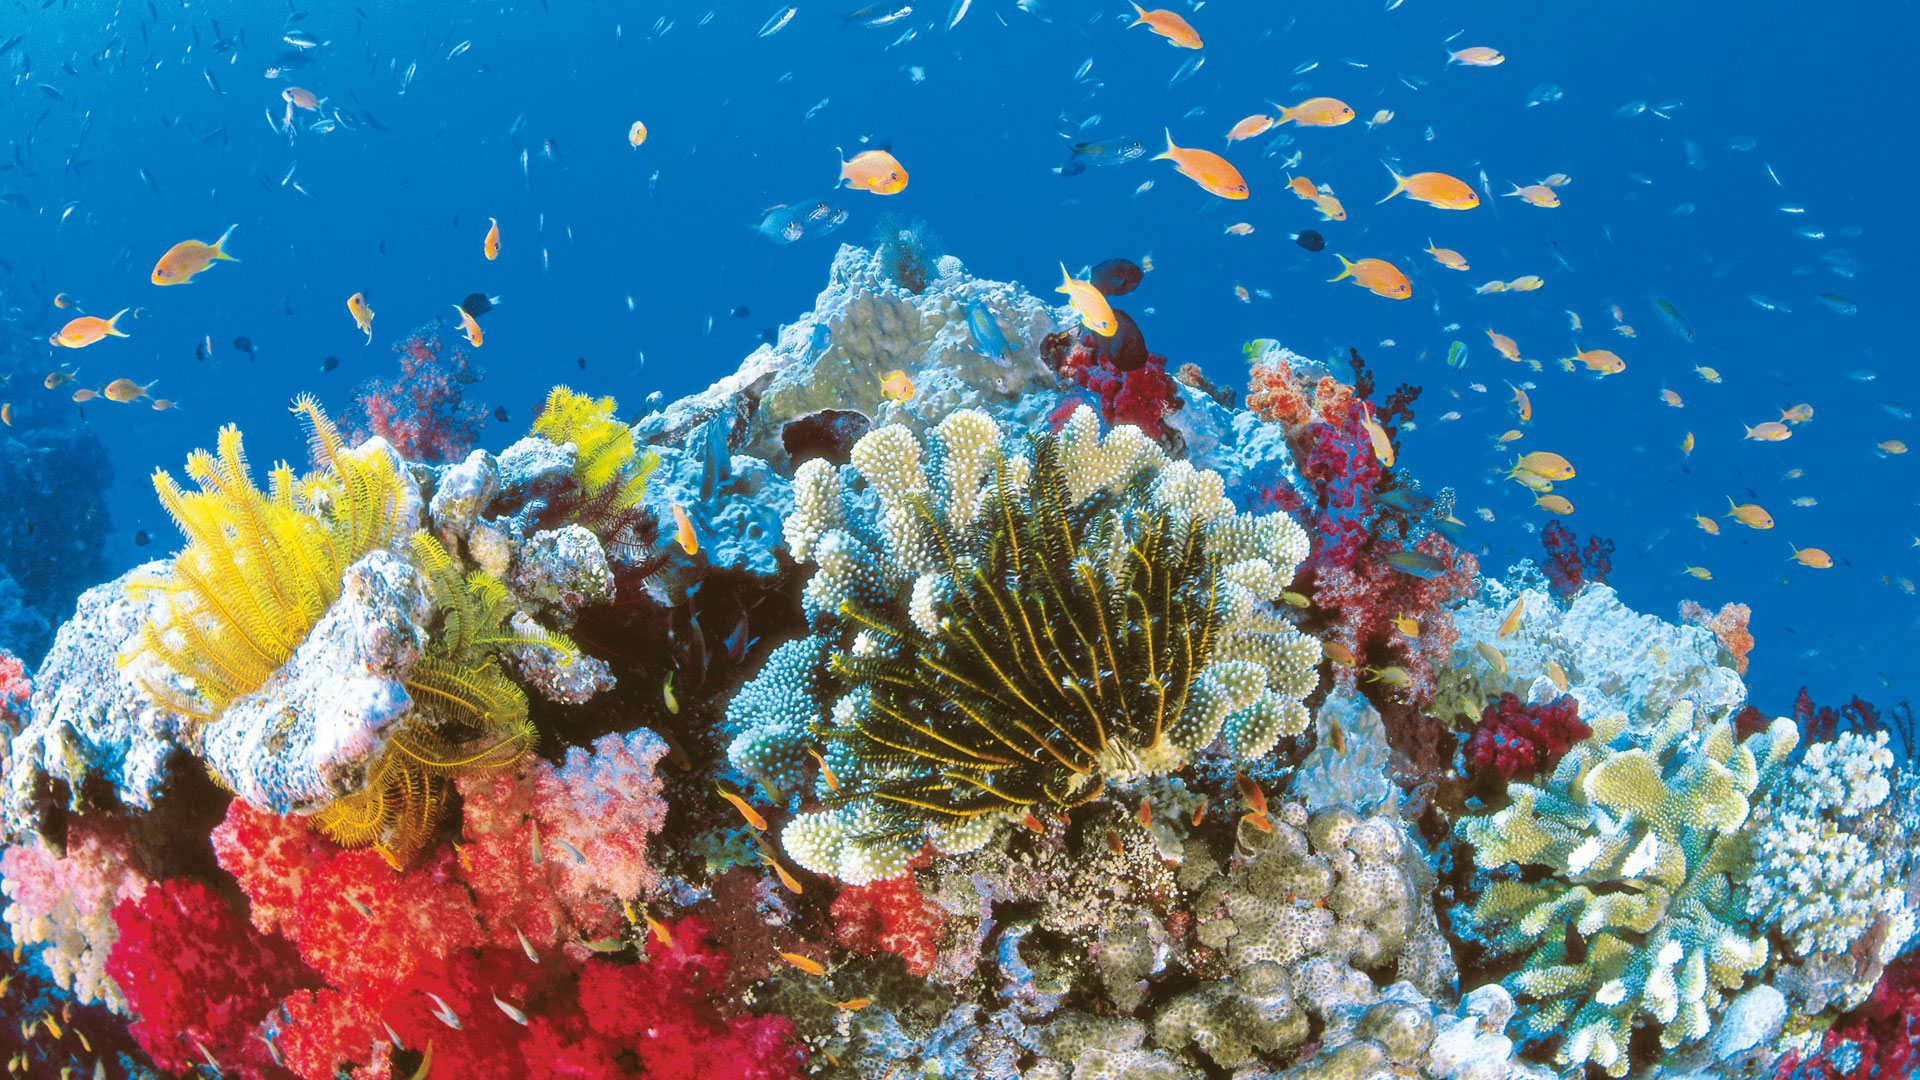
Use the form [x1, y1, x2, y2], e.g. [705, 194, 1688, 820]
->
[1376, 488, 1433, 514]
[965, 300, 1011, 366]
[1382, 551, 1447, 578]
[1433, 516, 1490, 555]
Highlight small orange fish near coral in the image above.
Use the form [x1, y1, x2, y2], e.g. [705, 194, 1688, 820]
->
[1126, 3, 1203, 48]
[52, 310, 130, 349]
[484, 217, 501, 260]
[1378, 168, 1479, 210]
[1534, 494, 1574, 515]
[151, 224, 239, 285]
[672, 505, 698, 555]
[1056, 264, 1118, 336]
[452, 304, 483, 347]
[347, 292, 375, 344]
[1152, 129, 1248, 199]
[880, 368, 917, 402]
[716, 784, 768, 831]
[839, 149, 909, 195]
[1329, 254, 1411, 300]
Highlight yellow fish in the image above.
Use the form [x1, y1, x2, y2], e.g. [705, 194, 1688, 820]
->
[779, 951, 827, 977]
[628, 120, 648, 147]
[347, 292, 375, 344]
[1504, 183, 1559, 207]
[1724, 497, 1774, 530]
[1378, 167, 1480, 210]
[72, 387, 98, 402]
[485, 217, 501, 260]
[1660, 389, 1683, 408]
[1682, 565, 1713, 580]
[1425, 240, 1469, 270]
[1878, 439, 1909, 456]
[1474, 280, 1508, 295]
[1695, 365, 1721, 383]
[1311, 192, 1347, 221]
[839, 148, 909, 195]
[1486, 330, 1521, 363]
[1681, 431, 1695, 457]
[1127, 2, 1203, 48]
[51, 310, 129, 348]
[1273, 97, 1356, 127]
[103, 377, 157, 403]
[880, 369, 916, 402]
[1781, 403, 1814, 423]
[1390, 615, 1419, 637]
[672, 505, 698, 555]
[1507, 382, 1532, 423]
[1475, 642, 1508, 674]
[1498, 596, 1524, 638]
[716, 784, 768, 831]
[282, 86, 322, 110]
[1534, 493, 1574, 515]
[1505, 275, 1545, 292]
[1694, 514, 1720, 535]
[150, 224, 239, 285]
[1366, 109, 1395, 130]
[1544, 660, 1569, 692]
[1493, 429, 1524, 445]
[1513, 450, 1575, 481]
[1360, 410, 1395, 466]
[1788, 544, 1833, 569]
[452, 304, 483, 347]
[1329, 254, 1412, 299]
[1568, 346, 1625, 376]
[1056, 264, 1118, 335]
[1152, 129, 1248, 199]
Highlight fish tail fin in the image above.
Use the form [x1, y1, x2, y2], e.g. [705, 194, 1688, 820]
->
[1056, 262, 1074, 294]
[1272, 104, 1294, 126]
[1376, 163, 1407, 204]
[1151, 127, 1176, 160]
[1326, 254, 1355, 283]
[105, 308, 130, 336]
[1128, 1, 1148, 22]
[211, 223, 239, 261]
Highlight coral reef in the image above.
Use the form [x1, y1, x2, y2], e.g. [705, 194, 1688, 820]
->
[1050, 331, 1184, 445]
[1454, 702, 1799, 1075]
[1461, 692, 1590, 784]
[731, 404, 1319, 883]
[1, 817, 151, 1013]
[1540, 521, 1615, 601]
[353, 319, 487, 464]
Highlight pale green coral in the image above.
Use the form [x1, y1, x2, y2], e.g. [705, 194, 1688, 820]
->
[1453, 702, 1799, 1076]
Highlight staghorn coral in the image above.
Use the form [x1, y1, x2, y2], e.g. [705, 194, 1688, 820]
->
[1746, 730, 1917, 1014]
[731, 405, 1319, 883]
[1453, 702, 1799, 1076]
[0, 817, 151, 1013]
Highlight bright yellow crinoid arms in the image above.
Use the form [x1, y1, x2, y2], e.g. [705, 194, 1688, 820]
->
[529, 386, 658, 525]
[125, 395, 408, 719]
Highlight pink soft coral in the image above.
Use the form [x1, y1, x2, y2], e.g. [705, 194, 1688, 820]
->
[830, 872, 948, 977]
[0, 817, 151, 1012]
[0, 648, 27, 718]
[1774, 954, 1919, 1080]
[106, 878, 315, 1079]
[1463, 693, 1590, 782]
[352, 320, 486, 464]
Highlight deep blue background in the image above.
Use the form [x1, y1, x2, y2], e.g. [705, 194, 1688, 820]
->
[1, 0, 1914, 716]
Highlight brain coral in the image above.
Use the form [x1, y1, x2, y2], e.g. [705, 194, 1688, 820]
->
[1453, 701, 1799, 1076]
[728, 405, 1319, 884]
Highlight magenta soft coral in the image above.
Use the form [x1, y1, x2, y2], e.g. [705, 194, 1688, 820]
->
[352, 320, 486, 464]
[1049, 335, 1182, 442]
[0, 648, 27, 721]
[1463, 693, 1590, 782]
[105, 878, 315, 1079]
[830, 872, 948, 977]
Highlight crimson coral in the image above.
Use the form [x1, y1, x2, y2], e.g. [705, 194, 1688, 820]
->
[1048, 333, 1183, 443]
[1462, 693, 1590, 783]
[105, 878, 315, 1080]
[830, 872, 948, 977]
[0, 648, 27, 719]
[352, 319, 487, 464]
[1774, 953, 1920, 1080]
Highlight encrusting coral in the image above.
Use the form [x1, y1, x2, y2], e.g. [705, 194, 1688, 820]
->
[1453, 701, 1799, 1076]
[728, 404, 1320, 883]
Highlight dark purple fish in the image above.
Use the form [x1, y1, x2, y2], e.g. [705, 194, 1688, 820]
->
[1294, 230, 1325, 252]
[1089, 309, 1148, 372]
[1089, 258, 1142, 297]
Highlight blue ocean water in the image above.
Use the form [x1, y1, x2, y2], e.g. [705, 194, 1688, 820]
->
[0, 0, 1913, 717]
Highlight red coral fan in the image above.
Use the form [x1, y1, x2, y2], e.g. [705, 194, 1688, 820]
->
[1049, 334, 1182, 442]
[578, 917, 805, 1080]
[830, 872, 948, 977]
[352, 320, 486, 464]
[1774, 954, 1920, 1080]
[106, 878, 315, 1079]
[0, 648, 27, 720]
[1463, 694, 1590, 782]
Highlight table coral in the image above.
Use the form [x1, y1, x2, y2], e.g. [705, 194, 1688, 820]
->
[1454, 702, 1799, 1076]
[0, 817, 151, 1014]
[731, 405, 1319, 883]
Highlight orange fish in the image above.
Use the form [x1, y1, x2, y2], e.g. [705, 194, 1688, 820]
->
[672, 505, 698, 555]
[1057, 264, 1118, 335]
[1504, 183, 1559, 208]
[716, 785, 768, 831]
[1660, 389, 1684, 408]
[778, 952, 827, 977]
[643, 912, 673, 947]
[1226, 113, 1275, 143]
[1513, 451, 1575, 481]
[1328, 254, 1411, 300]
[1499, 596, 1525, 637]
[53, 292, 75, 308]
[347, 292, 375, 344]
[1724, 498, 1774, 530]
[832, 999, 873, 1011]
[0, 403, 9, 426]
[51, 309, 130, 348]
[1569, 346, 1624, 376]
[151, 224, 239, 285]
[1152, 129, 1247, 199]
[453, 304, 483, 347]
[1425, 240, 1468, 270]
[1273, 97, 1356, 128]
[1534, 493, 1574, 515]
[1127, 3, 1202, 48]
[1287, 175, 1319, 200]
[628, 120, 648, 147]
[880, 369, 916, 402]
[282, 86, 322, 110]
[761, 852, 804, 895]
[1360, 409, 1395, 465]
[1235, 774, 1268, 816]
[72, 387, 99, 402]
[1311, 193, 1347, 221]
[484, 217, 501, 260]
[1486, 330, 1522, 363]
[1744, 421, 1792, 442]
[1507, 382, 1532, 423]
[1694, 513, 1720, 535]
[103, 377, 156, 403]
[1788, 544, 1833, 569]
[1378, 167, 1479, 209]
[1322, 640, 1357, 667]
[1448, 46, 1505, 66]
[838, 148, 908, 195]
[806, 747, 840, 792]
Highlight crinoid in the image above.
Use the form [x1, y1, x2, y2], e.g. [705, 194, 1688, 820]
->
[312, 531, 578, 861]
[124, 394, 409, 719]
[728, 405, 1321, 883]
[529, 385, 659, 533]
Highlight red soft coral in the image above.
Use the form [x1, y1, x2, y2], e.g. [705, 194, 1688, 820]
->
[1462, 693, 1590, 782]
[1775, 953, 1920, 1080]
[0, 648, 27, 718]
[351, 320, 486, 464]
[106, 878, 316, 1079]
[830, 873, 948, 977]
[1313, 530, 1478, 704]
[1050, 335, 1182, 443]
[580, 916, 805, 1080]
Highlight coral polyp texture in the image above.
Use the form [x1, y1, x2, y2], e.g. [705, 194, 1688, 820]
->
[1454, 702, 1800, 1075]
[4, 250, 1917, 1080]
[730, 404, 1319, 883]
